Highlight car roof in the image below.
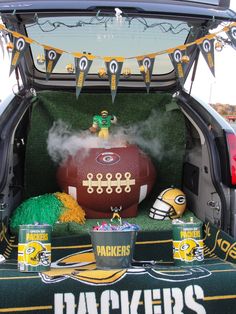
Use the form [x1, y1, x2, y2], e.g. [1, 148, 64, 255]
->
[0, 0, 233, 18]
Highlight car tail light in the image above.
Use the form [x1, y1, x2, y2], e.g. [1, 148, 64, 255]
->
[226, 133, 236, 185]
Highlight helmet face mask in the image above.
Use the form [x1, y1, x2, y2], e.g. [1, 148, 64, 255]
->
[149, 188, 186, 220]
[149, 198, 175, 220]
[101, 110, 108, 117]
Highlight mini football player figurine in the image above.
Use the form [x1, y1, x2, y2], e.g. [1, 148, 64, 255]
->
[110, 206, 122, 223]
[89, 110, 117, 139]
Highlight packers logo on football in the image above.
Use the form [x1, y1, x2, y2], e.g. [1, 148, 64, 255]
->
[23, 241, 50, 266]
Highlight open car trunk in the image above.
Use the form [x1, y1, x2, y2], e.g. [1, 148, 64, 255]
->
[1, 0, 236, 313]
[0, 90, 228, 233]
[0, 89, 236, 313]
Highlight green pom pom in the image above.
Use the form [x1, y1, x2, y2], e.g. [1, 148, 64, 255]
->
[10, 194, 63, 230]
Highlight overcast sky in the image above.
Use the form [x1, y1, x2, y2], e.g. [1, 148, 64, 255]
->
[186, 43, 236, 105]
[189, 1, 236, 105]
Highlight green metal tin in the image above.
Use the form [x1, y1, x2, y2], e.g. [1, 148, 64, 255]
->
[172, 218, 204, 266]
[18, 224, 52, 272]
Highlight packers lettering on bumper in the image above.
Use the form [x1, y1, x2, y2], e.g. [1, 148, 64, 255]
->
[96, 245, 130, 256]
[54, 285, 206, 314]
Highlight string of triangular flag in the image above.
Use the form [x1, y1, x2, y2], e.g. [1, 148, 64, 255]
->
[0, 22, 236, 102]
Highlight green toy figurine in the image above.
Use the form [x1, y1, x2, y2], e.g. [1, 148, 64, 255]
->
[89, 110, 117, 139]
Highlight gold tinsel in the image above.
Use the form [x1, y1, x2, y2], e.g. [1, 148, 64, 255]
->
[55, 192, 86, 224]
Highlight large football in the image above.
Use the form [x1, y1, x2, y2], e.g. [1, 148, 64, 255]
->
[56, 144, 156, 218]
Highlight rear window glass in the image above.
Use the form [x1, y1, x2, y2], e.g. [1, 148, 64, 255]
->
[26, 15, 190, 75]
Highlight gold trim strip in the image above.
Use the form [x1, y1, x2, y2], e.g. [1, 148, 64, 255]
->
[52, 244, 92, 250]
[52, 239, 173, 250]
[0, 305, 52, 312]
[204, 295, 236, 301]
[0, 276, 39, 280]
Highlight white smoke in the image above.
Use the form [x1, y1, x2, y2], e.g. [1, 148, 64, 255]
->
[47, 111, 163, 164]
[124, 112, 163, 159]
[47, 120, 128, 164]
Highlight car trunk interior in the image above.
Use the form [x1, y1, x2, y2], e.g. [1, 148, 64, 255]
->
[0, 60, 235, 314]
[2, 89, 221, 242]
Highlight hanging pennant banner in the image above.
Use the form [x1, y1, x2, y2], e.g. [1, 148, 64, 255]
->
[74, 53, 95, 99]
[197, 37, 215, 77]
[44, 45, 64, 80]
[9, 34, 33, 76]
[137, 55, 155, 93]
[104, 57, 124, 103]
[226, 25, 236, 49]
[168, 48, 188, 86]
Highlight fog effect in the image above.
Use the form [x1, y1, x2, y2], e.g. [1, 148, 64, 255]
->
[47, 111, 163, 164]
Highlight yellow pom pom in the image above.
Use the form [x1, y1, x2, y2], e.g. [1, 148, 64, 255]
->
[55, 192, 86, 224]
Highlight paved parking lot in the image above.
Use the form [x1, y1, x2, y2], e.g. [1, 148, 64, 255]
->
[227, 121, 236, 131]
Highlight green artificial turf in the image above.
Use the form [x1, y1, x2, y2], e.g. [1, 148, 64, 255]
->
[51, 209, 198, 236]
[23, 90, 187, 235]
